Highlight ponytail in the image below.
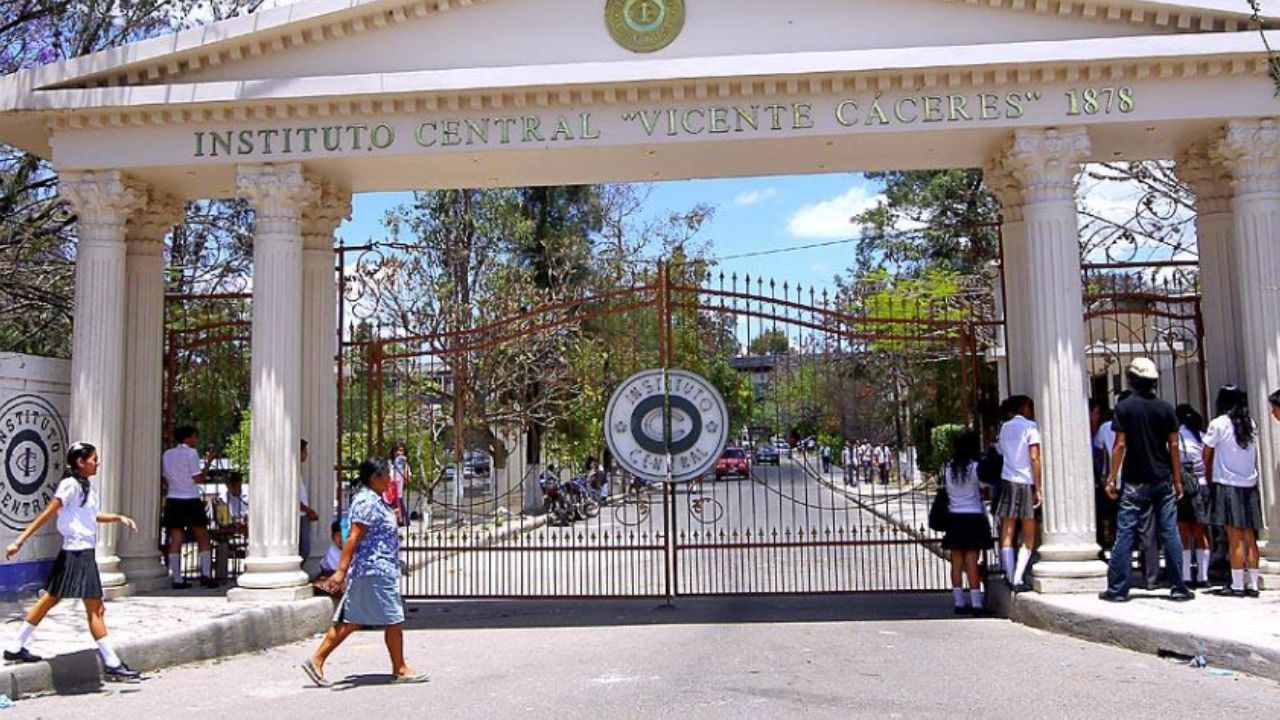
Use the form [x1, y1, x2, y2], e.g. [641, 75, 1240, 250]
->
[64, 442, 96, 506]
[1214, 386, 1255, 449]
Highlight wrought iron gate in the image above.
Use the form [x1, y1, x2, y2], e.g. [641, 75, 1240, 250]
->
[338, 250, 1000, 599]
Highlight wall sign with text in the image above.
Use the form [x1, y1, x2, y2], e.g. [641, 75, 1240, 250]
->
[0, 395, 67, 532]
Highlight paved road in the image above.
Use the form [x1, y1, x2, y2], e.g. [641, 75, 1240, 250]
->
[401, 458, 947, 597]
[18, 595, 1278, 719]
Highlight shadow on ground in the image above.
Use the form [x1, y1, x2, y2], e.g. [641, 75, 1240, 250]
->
[399, 593, 996, 631]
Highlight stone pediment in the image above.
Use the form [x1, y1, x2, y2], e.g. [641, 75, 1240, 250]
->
[16, 0, 1280, 93]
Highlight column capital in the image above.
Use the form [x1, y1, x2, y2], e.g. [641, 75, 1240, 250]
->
[302, 182, 351, 250]
[995, 127, 1091, 204]
[126, 191, 184, 252]
[1211, 118, 1280, 196]
[59, 170, 147, 243]
[983, 156, 1025, 223]
[1176, 140, 1233, 215]
[236, 163, 320, 235]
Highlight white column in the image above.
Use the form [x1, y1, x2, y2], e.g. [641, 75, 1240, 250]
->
[1178, 142, 1244, 395]
[1212, 119, 1280, 580]
[995, 128, 1106, 592]
[300, 184, 349, 573]
[985, 161, 1031, 394]
[59, 170, 146, 590]
[118, 193, 182, 591]
[230, 163, 317, 598]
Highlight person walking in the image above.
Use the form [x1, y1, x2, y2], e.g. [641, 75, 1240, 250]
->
[387, 443, 411, 528]
[161, 425, 217, 589]
[1205, 386, 1264, 598]
[1175, 404, 1212, 589]
[942, 430, 993, 615]
[995, 395, 1042, 593]
[3, 442, 143, 681]
[301, 458, 428, 687]
[841, 443, 854, 485]
[1100, 358, 1194, 602]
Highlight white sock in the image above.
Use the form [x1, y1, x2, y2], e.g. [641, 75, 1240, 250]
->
[952, 588, 966, 607]
[1231, 569, 1245, 591]
[1001, 547, 1015, 578]
[970, 590, 985, 609]
[168, 553, 181, 581]
[1181, 551, 1192, 582]
[1014, 548, 1033, 586]
[1247, 569, 1260, 591]
[96, 638, 121, 668]
[199, 551, 211, 578]
[7, 622, 36, 653]
[1195, 550, 1211, 582]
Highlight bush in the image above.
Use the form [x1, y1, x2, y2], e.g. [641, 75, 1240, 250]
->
[923, 424, 965, 477]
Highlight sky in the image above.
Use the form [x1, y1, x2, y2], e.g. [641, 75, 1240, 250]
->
[335, 173, 889, 292]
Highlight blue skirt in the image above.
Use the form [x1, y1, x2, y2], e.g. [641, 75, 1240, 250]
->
[333, 574, 405, 627]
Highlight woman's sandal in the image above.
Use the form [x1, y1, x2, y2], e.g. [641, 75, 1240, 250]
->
[300, 659, 333, 688]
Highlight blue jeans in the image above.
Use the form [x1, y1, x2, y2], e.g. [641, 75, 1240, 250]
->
[1106, 481, 1187, 596]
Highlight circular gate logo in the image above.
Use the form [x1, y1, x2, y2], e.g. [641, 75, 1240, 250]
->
[0, 395, 67, 531]
[605, 0, 686, 54]
[605, 369, 729, 483]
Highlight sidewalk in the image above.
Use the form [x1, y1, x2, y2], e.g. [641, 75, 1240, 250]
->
[810, 461, 1280, 682]
[0, 591, 333, 699]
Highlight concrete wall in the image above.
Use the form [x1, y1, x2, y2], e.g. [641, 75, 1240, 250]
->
[0, 353, 71, 599]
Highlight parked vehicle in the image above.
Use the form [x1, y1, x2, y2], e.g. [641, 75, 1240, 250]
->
[775, 442, 792, 458]
[464, 450, 491, 476]
[714, 447, 751, 479]
[753, 444, 780, 465]
[566, 474, 601, 519]
[540, 470, 573, 526]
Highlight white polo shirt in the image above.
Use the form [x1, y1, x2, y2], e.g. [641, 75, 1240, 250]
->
[944, 461, 984, 514]
[1203, 415, 1259, 488]
[54, 477, 99, 551]
[998, 414, 1042, 486]
[161, 444, 203, 500]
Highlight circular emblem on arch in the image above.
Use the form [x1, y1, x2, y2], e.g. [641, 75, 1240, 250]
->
[605, 0, 686, 54]
[605, 368, 729, 483]
[0, 395, 68, 532]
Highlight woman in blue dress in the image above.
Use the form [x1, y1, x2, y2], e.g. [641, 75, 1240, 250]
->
[301, 458, 427, 686]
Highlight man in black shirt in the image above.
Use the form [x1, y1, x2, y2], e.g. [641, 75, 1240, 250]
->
[1100, 358, 1194, 602]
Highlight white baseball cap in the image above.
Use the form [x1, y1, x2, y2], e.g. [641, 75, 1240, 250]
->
[1127, 357, 1159, 381]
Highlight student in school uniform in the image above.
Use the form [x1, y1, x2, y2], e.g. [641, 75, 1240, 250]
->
[1205, 386, 1265, 598]
[995, 395, 1042, 593]
[941, 430, 993, 616]
[1175, 404, 1212, 589]
[161, 425, 217, 589]
[3, 442, 143, 681]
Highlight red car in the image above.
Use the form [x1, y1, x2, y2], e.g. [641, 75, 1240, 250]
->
[714, 447, 751, 479]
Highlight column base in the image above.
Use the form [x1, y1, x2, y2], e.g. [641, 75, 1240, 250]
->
[120, 554, 170, 592]
[226, 585, 317, 603]
[103, 583, 137, 601]
[236, 554, 310, 593]
[97, 553, 128, 589]
[1031, 559, 1108, 594]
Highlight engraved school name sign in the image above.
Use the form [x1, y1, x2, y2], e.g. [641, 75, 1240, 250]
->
[189, 85, 1138, 160]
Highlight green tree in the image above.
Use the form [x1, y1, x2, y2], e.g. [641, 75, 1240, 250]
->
[747, 328, 790, 356]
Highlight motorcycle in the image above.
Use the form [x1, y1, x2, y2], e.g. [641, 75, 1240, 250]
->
[562, 475, 600, 520]
[540, 470, 574, 526]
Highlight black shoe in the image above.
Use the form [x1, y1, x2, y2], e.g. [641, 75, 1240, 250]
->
[1098, 591, 1129, 603]
[1011, 582, 1033, 594]
[1213, 586, 1244, 598]
[199, 576, 220, 589]
[104, 663, 143, 682]
[970, 606, 990, 618]
[1187, 580, 1208, 590]
[953, 606, 970, 616]
[3, 648, 42, 664]
[1244, 588, 1261, 599]
[171, 579, 192, 590]
[1169, 588, 1195, 602]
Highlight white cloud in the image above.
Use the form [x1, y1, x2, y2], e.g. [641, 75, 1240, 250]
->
[734, 187, 779, 207]
[787, 186, 885, 239]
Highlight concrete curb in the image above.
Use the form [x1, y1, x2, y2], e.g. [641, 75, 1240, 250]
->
[1, 596, 334, 700]
[1006, 593, 1280, 682]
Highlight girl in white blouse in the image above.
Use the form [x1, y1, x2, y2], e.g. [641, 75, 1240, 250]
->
[1204, 387, 1263, 598]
